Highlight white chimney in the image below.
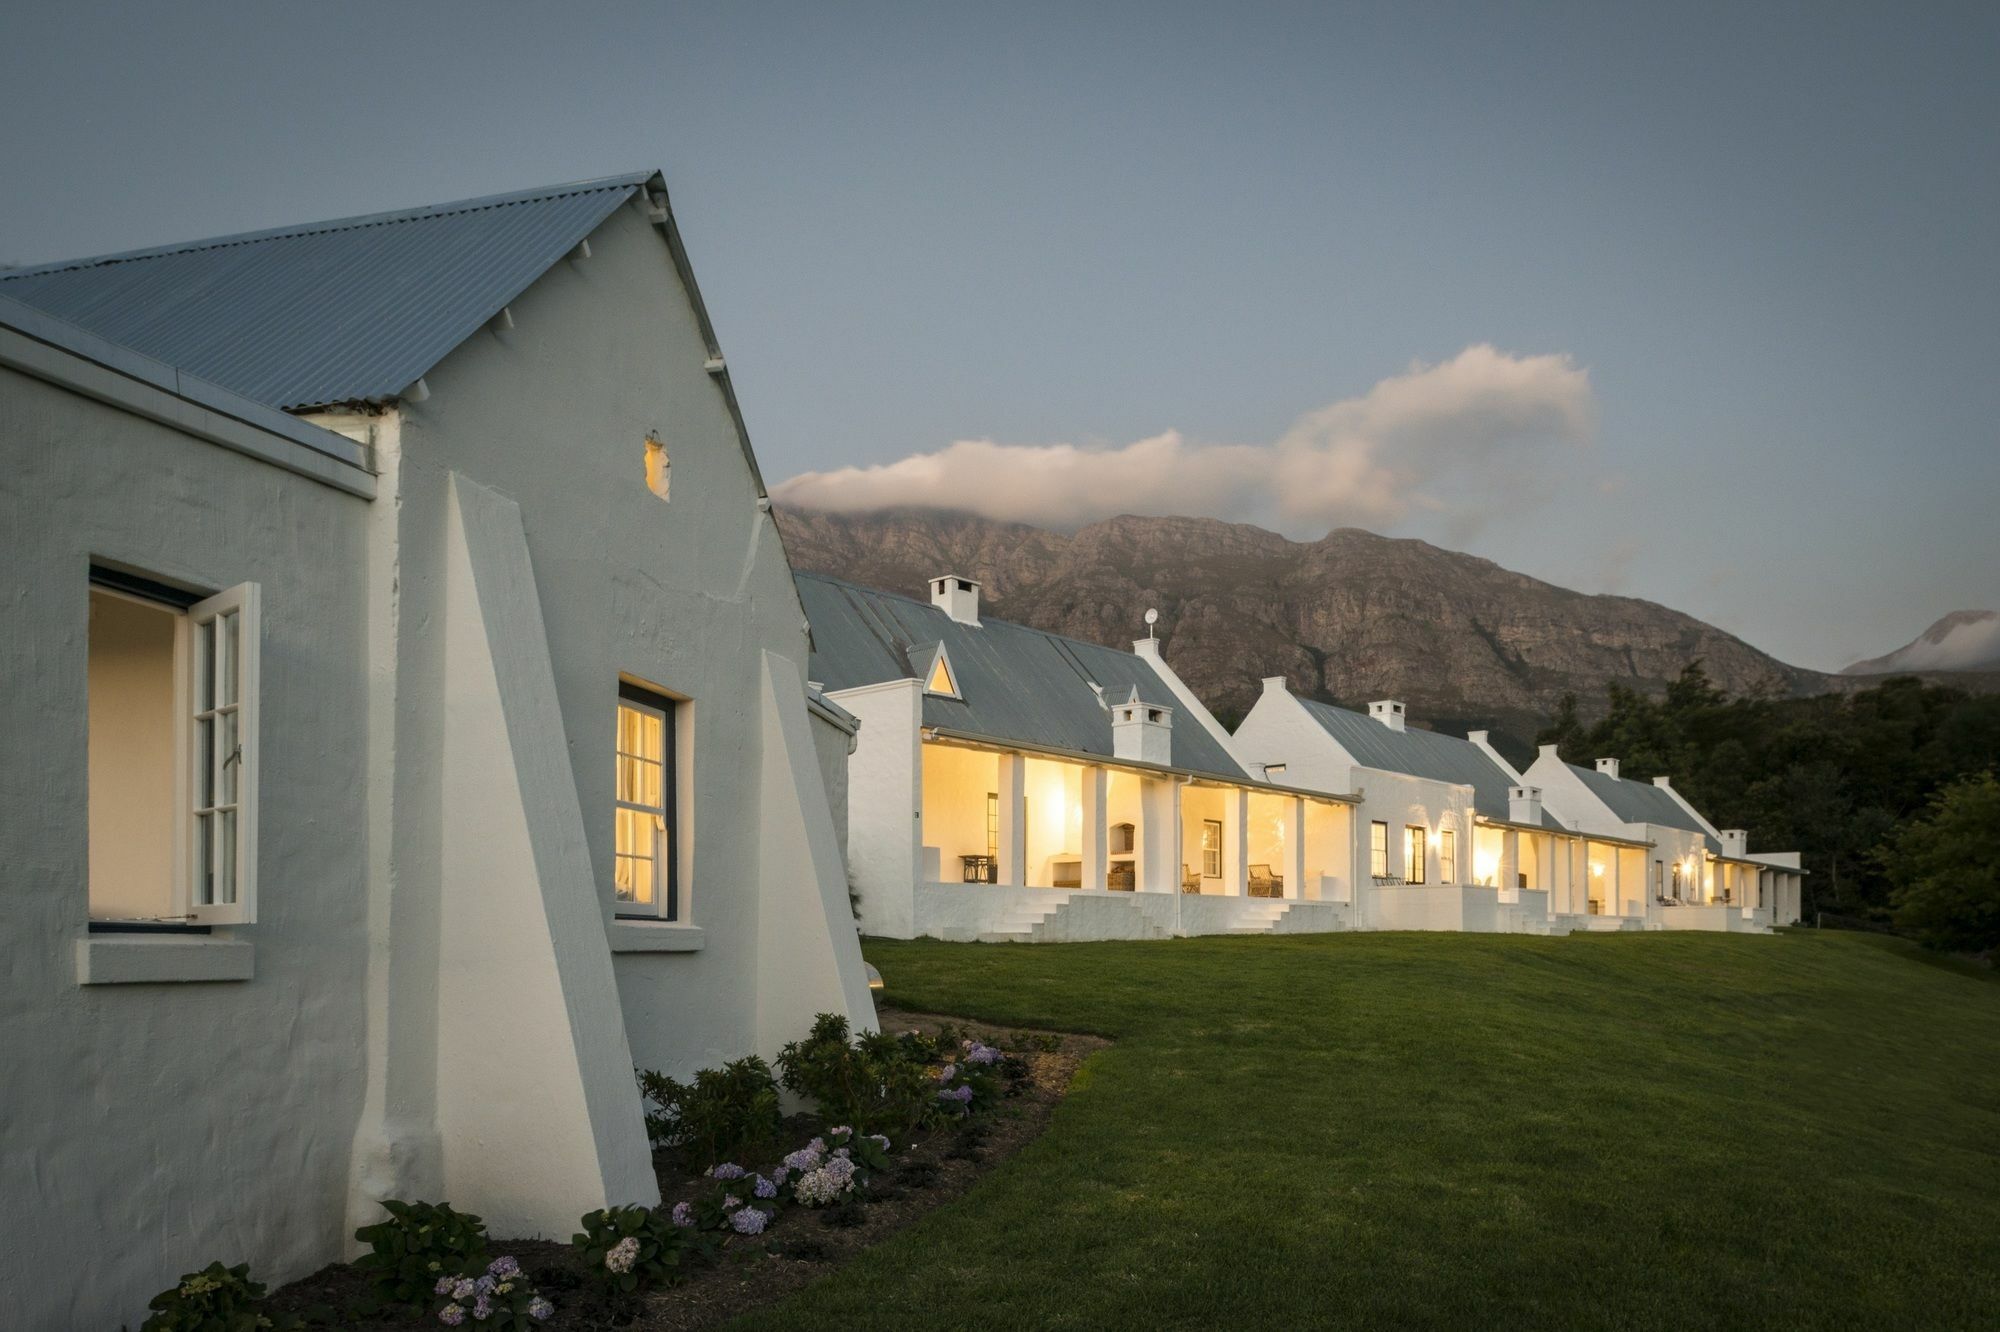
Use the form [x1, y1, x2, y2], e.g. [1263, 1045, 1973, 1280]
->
[1466, 729, 1489, 746]
[1261, 676, 1290, 696]
[929, 574, 980, 626]
[1509, 785, 1544, 825]
[1721, 829, 1748, 857]
[1652, 775, 1672, 790]
[1596, 757, 1620, 780]
[1368, 699, 1407, 732]
[1539, 743, 1561, 760]
[1110, 687, 1174, 765]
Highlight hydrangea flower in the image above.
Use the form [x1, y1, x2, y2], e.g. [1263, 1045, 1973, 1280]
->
[795, 1154, 859, 1205]
[936, 1063, 958, 1082]
[965, 1042, 1001, 1065]
[474, 1274, 497, 1295]
[435, 1276, 457, 1296]
[771, 1165, 791, 1186]
[451, 1278, 477, 1302]
[670, 1201, 695, 1227]
[870, 1134, 892, 1151]
[828, 1125, 851, 1137]
[488, 1256, 520, 1278]
[753, 1174, 778, 1199]
[606, 1235, 640, 1274]
[783, 1143, 824, 1173]
[709, 1162, 746, 1180]
[528, 1297, 555, 1320]
[723, 1194, 741, 1210]
[439, 1304, 466, 1327]
[730, 1207, 769, 1235]
[472, 1294, 494, 1321]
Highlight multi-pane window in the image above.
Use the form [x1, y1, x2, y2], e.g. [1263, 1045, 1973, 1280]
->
[1669, 860, 1682, 900]
[615, 684, 679, 920]
[87, 573, 260, 925]
[1369, 821, 1389, 878]
[1405, 825, 1427, 885]
[985, 792, 999, 859]
[1439, 828, 1455, 884]
[1653, 860, 1665, 900]
[1202, 819, 1223, 879]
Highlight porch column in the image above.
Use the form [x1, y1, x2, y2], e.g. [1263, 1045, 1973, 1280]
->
[1611, 850, 1625, 916]
[1136, 775, 1180, 893]
[1497, 828, 1519, 902]
[1081, 764, 1108, 892]
[1284, 796, 1307, 900]
[1222, 786, 1249, 896]
[996, 752, 1026, 886]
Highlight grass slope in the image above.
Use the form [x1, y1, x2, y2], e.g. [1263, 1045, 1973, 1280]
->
[735, 931, 1998, 1330]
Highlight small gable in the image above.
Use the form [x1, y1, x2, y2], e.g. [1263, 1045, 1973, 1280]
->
[909, 641, 960, 699]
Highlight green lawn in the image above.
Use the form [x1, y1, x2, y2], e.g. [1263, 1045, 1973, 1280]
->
[737, 931, 2000, 1330]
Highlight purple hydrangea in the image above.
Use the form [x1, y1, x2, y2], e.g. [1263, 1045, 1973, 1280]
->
[937, 1083, 975, 1106]
[794, 1154, 859, 1206]
[528, 1297, 554, 1321]
[730, 1207, 769, 1235]
[965, 1042, 1001, 1065]
[709, 1162, 746, 1180]
[753, 1174, 778, 1199]
[434, 1276, 456, 1296]
[472, 1294, 494, 1321]
[936, 1063, 958, 1082]
[771, 1165, 791, 1186]
[451, 1278, 477, 1302]
[439, 1304, 466, 1327]
[722, 1193, 741, 1210]
[474, 1274, 496, 1295]
[487, 1256, 520, 1278]
[671, 1201, 695, 1227]
[783, 1143, 824, 1173]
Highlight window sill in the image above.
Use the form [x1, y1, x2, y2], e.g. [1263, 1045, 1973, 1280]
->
[610, 921, 704, 954]
[76, 933, 254, 985]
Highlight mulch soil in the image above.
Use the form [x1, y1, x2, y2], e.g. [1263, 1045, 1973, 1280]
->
[267, 1010, 1103, 1329]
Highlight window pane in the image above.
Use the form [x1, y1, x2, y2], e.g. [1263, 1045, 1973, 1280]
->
[197, 618, 215, 712]
[194, 811, 213, 904]
[217, 708, 239, 805]
[638, 708, 663, 760]
[217, 610, 238, 706]
[195, 717, 214, 808]
[617, 754, 662, 808]
[216, 809, 237, 904]
[615, 853, 654, 906]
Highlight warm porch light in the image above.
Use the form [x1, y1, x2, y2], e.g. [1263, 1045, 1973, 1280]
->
[1474, 848, 1499, 886]
[1590, 861, 1605, 878]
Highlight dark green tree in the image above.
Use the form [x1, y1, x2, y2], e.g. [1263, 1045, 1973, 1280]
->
[1883, 772, 2000, 953]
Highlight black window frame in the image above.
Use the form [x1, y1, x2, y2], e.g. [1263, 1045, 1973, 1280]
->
[616, 680, 682, 923]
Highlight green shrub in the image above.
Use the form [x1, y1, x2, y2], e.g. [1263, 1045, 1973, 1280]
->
[638, 1055, 783, 1165]
[1885, 771, 2000, 953]
[139, 1261, 299, 1332]
[572, 1204, 706, 1294]
[352, 1200, 490, 1306]
[776, 1014, 934, 1137]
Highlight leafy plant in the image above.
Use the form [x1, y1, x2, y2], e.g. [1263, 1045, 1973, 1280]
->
[638, 1056, 783, 1165]
[572, 1204, 705, 1295]
[428, 1256, 553, 1328]
[776, 1014, 935, 1136]
[352, 1200, 490, 1306]
[139, 1261, 300, 1332]
[1884, 771, 2000, 953]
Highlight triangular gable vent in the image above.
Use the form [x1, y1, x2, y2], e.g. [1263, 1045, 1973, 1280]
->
[918, 643, 961, 699]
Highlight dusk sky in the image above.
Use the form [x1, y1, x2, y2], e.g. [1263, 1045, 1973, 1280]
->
[4, 1, 1995, 672]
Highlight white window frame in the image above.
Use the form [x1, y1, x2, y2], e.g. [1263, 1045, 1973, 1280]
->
[1201, 819, 1223, 879]
[1404, 825, 1427, 885]
[1369, 821, 1389, 879]
[185, 583, 260, 925]
[1439, 828, 1456, 885]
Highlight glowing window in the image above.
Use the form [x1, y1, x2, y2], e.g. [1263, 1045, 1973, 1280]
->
[1404, 825, 1427, 885]
[925, 649, 958, 698]
[643, 435, 670, 501]
[1439, 828, 1455, 884]
[616, 684, 681, 920]
[1369, 821, 1389, 878]
[1201, 819, 1222, 879]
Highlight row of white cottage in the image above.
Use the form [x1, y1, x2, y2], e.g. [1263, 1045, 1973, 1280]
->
[805, 572, 1806, 943]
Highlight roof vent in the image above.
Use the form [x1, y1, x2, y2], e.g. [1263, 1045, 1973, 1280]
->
[1368, 700, 1406, 732]
[929, 574, 980, 627]
[1111, 686, 1173, 765]
[1596, 757, 1621, 780]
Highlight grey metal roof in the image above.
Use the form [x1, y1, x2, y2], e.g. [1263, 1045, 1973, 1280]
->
[1297, 697, 1565, 829]
[798, 572, 1251, 783]
[0, 174, 649, 411]
[1566, 763, 1720, 850]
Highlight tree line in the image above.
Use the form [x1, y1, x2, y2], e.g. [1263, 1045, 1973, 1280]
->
[1538, 667, 2000, 954]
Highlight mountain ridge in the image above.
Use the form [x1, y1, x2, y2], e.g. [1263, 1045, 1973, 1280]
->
[775, 507, 1839, 753]
[1844, 609, 2000, 676]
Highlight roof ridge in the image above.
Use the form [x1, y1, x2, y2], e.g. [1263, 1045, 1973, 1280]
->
[2, 172, 655, 280]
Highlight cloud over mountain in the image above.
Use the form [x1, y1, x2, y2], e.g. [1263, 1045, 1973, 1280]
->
[773, 345, 1596, 536]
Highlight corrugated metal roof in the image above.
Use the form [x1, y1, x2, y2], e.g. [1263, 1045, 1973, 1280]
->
[1566, 763, 1720, 850]
[799, 572, 1251, 783]
[1297, 697, 1565, 829]
[0, 174, 649, 410]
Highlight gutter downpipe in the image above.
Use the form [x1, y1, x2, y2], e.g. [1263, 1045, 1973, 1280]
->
[1176, 774, 1195, 938]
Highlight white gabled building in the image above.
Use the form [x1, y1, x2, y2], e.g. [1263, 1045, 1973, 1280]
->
[1521, 748, 1805, 929]
[0, 174, 873, 1328]
[799, 574, 1362, 941]
[1234, 678, 1632, 933]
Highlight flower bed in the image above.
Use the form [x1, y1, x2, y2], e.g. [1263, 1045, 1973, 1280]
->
[264, 1011, 1100, 1330]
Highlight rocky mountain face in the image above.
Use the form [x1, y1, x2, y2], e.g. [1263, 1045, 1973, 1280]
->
[775, 507, 1831, 757]
[1843, 610, 2000, 676]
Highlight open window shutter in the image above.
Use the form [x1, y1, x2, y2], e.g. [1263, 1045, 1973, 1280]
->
[185, 583, 260, 924]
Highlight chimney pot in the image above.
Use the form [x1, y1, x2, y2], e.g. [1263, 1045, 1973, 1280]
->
[1368, 699, 1407, 732]
[929, 573, 981, 626]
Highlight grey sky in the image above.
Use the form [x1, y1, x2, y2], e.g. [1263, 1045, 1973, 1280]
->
[4, 1, 1994, 672]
